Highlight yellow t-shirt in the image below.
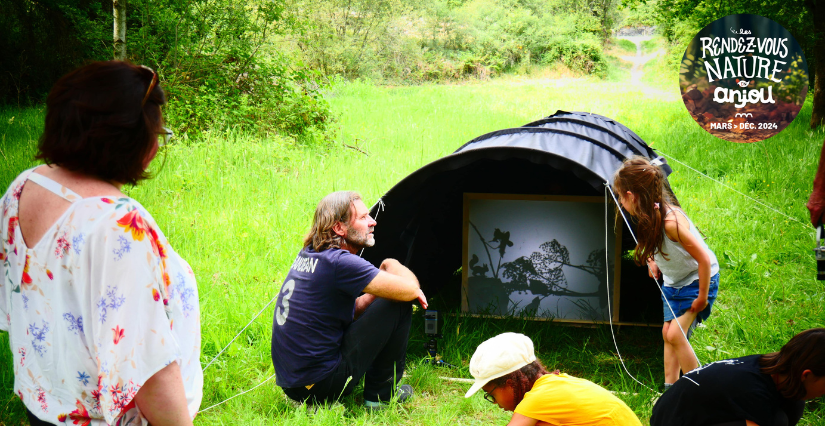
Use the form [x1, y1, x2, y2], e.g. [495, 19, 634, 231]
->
[514, 374, 642, 426]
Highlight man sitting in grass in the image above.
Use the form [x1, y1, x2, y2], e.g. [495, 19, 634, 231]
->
[271, 191, 428, 409]
[651, 328, 825, 426]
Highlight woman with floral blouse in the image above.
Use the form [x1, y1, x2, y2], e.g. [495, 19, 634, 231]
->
[0, 61, 201, 425]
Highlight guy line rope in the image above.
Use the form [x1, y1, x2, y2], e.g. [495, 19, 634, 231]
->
[656, 150, 808, 230]
[603, 183, 698, 394]
[198, 152, 806, 411]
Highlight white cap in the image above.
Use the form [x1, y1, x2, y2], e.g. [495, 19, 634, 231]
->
[464, 332, 536, 398]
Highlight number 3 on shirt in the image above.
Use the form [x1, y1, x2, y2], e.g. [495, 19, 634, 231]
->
[275, 279, 295, 326]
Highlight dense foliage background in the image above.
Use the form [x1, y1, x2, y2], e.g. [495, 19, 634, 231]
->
[0, 0, 643, 137]
[2, 0, 821, 133]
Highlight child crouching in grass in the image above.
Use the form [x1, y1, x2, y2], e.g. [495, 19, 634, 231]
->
[613, 156, 720, 390]
[651, 328, 825, 426]
[465, 333, 642, 426]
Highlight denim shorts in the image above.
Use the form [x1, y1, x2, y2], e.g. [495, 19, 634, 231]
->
[661, 272, 720, 322]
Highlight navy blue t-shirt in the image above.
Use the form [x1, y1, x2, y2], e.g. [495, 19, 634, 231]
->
[271, 247, 379, 388]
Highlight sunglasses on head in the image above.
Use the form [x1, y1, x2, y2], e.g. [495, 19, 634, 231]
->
[138, 66, 173, 146]
[139, 65, 159, 107]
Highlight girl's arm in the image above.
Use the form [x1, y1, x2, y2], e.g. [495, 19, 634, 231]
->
[506, 413, 540, 426]
[664, 214, 711, 312]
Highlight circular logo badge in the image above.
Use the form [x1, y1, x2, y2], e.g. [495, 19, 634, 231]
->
[679, 14, 808, 143]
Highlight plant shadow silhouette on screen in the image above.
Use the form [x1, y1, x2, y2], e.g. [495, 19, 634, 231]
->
[467, 221, 608, 319]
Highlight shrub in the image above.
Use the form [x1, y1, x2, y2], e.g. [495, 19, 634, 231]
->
[1, 0, 333, 138]
[289, 0, 617, 83]
[541, 35, 608, 77]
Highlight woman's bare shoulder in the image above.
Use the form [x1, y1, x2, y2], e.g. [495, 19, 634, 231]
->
[33, 165, 126, 199]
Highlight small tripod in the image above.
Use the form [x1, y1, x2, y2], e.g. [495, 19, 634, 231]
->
[423, 309, 457, 367]
[425, 335, 457, 368]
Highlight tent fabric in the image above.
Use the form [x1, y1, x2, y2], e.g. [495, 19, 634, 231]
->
[362, 111, 670, 313]
[455, 110, 671, 187]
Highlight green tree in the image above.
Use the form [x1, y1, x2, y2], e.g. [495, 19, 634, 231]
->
[114, 0, 126, 60]
[0, 0, 332, 136]
[288, 0, 416, 78]
[0, 0, 110, 105]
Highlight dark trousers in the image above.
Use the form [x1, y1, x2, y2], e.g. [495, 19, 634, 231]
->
[283, 297, 412, 404]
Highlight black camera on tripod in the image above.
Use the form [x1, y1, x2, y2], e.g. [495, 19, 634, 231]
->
[422, 310, 456, 368]
[424, 309, 442, 336]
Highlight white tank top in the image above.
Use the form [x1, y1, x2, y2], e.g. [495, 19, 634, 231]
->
[653, 209, 719, 288]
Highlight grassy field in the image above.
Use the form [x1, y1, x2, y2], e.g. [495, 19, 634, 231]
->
[2, 55, 825, 424]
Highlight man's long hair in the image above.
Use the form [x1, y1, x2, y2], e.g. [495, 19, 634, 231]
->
[304, 191, 362, 252]
[760, 328, 825, 400]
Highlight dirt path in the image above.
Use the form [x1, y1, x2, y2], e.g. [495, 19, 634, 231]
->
[617, 35, 679, 101]
[618, 35, 663, 83]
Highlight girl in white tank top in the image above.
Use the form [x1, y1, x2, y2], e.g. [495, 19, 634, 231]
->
[613, 156, 720, 389]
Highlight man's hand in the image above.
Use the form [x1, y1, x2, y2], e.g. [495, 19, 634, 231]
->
[416, 289, 428, 310]
[354, 293, 377, 319]
[689, 296, 708, 313]
[382, 259, 427, 308]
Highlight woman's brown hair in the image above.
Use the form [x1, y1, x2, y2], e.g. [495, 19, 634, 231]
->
[489, 360, 551, 406]
[304, 191, 363, 252]
[36, 61, 166, 186]
[760, 328, 825, 400]
[613, 156, 677, 266]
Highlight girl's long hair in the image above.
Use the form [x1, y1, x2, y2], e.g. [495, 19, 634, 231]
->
[613, 156, 677, 266]
[760, 328, 825, 400]
[489, 360, 551, 406]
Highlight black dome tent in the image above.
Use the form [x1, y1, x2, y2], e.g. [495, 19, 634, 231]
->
[362, 111, 677, 325]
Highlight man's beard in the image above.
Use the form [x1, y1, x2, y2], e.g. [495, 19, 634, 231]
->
[346, 227, 375, 249]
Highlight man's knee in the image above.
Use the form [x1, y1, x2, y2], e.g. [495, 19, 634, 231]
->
[363, 296, 411, 319]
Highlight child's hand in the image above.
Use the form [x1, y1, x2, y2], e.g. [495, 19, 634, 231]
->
[690, 296, 708, 313]
[647, 260, 662, 280]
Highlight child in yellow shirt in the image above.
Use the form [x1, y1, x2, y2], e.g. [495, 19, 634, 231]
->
[465, 333, 642, 426]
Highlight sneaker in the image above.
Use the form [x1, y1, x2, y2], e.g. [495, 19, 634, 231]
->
[396, 384, 413, 403]
[364, 384, 414, 410]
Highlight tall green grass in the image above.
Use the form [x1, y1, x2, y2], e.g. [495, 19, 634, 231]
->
[614, 38, 638, 55]
[2, 68, 825, 424]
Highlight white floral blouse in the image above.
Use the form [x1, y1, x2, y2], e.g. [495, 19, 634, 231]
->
[0, 168, 202, 425]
